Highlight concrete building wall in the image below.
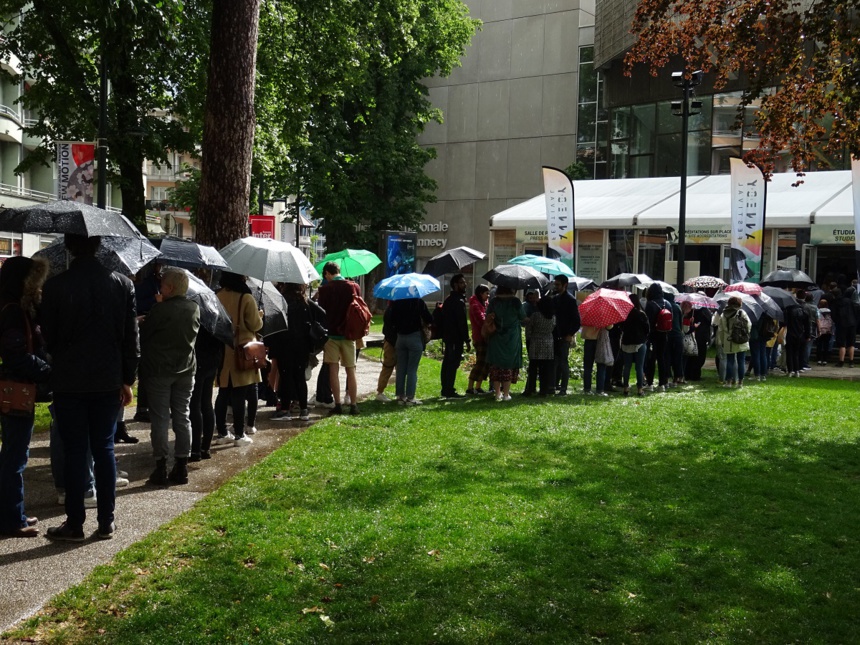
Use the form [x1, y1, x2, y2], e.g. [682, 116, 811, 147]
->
[418, 0, 595, 269]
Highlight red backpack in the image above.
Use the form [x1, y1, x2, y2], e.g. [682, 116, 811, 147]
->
[656, 305, 673, 332]
[343, 292, 372, 340]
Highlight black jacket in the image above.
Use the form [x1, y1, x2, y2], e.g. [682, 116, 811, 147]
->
[0, 302, 51, 385]
[391, 298, 432, 335]
[40, 256, 139, 393]
[442, 291, 469, 343]
[620, 307, 650, 345]
[552, 290, 581, 339]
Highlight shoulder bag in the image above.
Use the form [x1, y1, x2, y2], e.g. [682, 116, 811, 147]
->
[234, 294, 267, 371]
[481, 312, 497, 339]
[0, 305, 36, 416]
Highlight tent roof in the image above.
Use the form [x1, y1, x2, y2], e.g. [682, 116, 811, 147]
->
[490, 170, 854, 229]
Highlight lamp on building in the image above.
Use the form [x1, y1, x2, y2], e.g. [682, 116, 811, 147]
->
[671, 69, 703, 287]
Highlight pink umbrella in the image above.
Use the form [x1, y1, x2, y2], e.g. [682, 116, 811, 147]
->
[725, 281, 762, 296]
[675, 293, 718, 309]
[579, 288, 634, 327]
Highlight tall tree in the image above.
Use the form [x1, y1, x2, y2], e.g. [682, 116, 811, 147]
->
[195, 0, 261, 248]
[625, 0, 860, 174]
[254, 0, 478, 250]
[0, 0, 209, 229]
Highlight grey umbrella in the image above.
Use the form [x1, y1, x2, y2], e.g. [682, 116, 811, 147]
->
[761, 286, 798, 309]
[35, 235, 161, 277]
[184, 270, 233, 347]
[0, 200, 144, 238]
[483, 264, 549, 290]
[714, 291, 764, 322]
[246, 277, 289, 336]
[601, 272, 652, 289]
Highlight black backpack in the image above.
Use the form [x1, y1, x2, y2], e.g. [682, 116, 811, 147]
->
[729, 311, 750, 344]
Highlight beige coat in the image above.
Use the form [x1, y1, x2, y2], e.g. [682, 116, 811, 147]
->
[217, 288, 264, 388]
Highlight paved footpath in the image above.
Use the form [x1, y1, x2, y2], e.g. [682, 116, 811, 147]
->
[0, 355, 384, 633]
[1, 353, 857, 633]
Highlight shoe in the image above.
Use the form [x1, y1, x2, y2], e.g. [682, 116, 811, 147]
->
[583, 390, 594, 396]
[503, 394, 512, 401]
[329, 404, 343, 416]
[57, 491, 65, 505]
[117, 469, 129, 479]
[801, 366, 812, 372]
[397, 396, 406, 405]
[376, 392, 392, 402]
[495, 395, 503, 401]
[272, 409, 292, 421]
[115, 423, 139, 444]
[660, 385, 667, 392]
[213, 433, 235, 445]
[349, 405, 360, 416]
[147, 459, 169, 486]
[168, 458, 189, 485]
[623, 387, 629, 396]
[850, 363, 855, 368]
[1, 525, 39, 538]
[596, 392, 608, 397]
[474, 388, 487, 394]
[234, 436, 253, 447]
[132, 409, 150, 423]
[96, 522, 116, 540]
[115, 476, 129, 488]
[737, 381, 743, 388]
[344, 395, 352, 405]
[245, 426, 258, 435]
[444, 392, 465, 399]
[84, 495, 98, 508]
[837, 362, 844, 367]
[315, 400, 336, 409]
[554, 390, 567, 396]
[299, 409, 310, 421]
[465, 388, 475, 395]
[637, 388, 645, 396]
[201, 450, 211, 460]
[405, 398, 423, 406]
[46, 522, 85, 543]
[189, 453, 202, 463]
[26, 516, 38, 526]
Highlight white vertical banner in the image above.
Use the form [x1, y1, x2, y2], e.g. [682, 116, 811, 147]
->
[851, 157, 860, 282]
[542, 166, 575, 269]
[729, 158, 766, 282]
[56, 141, 95, 204]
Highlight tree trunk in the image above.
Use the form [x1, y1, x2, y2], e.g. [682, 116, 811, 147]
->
[195, 0, 261, 249]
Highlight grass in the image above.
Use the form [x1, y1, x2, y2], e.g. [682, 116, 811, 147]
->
[6, 358, 860, 643]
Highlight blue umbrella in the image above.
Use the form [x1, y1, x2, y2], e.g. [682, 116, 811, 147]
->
[374, 272, 441, 301]
[508, 254, 576, 278]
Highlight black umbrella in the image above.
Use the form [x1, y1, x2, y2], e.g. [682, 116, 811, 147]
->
[184, 270, 233, 347]
[34, 235, 161, 277]
[483, 264, 549, 290]
[246, 277, 289, 336]
[601, 272, 652, 289]
[714, 291, 764, 323]
[0, 200, 144, 238]
[423, 246, 486, 277]
[753, 292, 785, 322]
[154, 236, 230, 270]
[761, 286, 798, 309]
[570, 277, 598, 292]
[760, 268, 816, 289]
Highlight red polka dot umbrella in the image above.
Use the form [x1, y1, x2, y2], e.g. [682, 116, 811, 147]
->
[579, 288, 634, 328]
[725, 281, 762, 296]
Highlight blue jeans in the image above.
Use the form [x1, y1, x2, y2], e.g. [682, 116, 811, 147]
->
[725, 351, 746, 383]
[0, 413, 34, 532]
[50, 409, 95, 497]
[53, 390, 121, 530]
[396, 332, 424, 399]
[749, 339, 768, 377]
[554, 339, 571, 393]
[622, 344, 647, 389]
[146, 371, 194, 461]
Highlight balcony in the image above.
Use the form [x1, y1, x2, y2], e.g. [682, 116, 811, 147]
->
[0, 105, 22, 143]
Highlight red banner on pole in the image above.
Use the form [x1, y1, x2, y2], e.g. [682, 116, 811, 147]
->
[249, 215, 275, 239]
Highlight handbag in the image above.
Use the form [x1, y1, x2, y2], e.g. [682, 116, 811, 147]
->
[481, 312, 497, 339]
[307, 302, 329, 354]
[683, 332, 698, 357]
[0, 306, 37, 415]
[234, 294, 267, 371]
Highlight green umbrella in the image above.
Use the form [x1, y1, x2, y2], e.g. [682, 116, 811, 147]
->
[508, 254, 576, 278]
[315, 249, 382, 278]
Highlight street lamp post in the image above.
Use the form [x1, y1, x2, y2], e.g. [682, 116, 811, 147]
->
[671, 70, 703, 287]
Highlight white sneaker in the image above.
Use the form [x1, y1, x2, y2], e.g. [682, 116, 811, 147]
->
[245, 426, 258, 435]
[234, 435, 253, 447]
[503, 394, 512, 401]
[84, 495, 98, 508]
[376, 392, 392, 402]
[115, 476, 130, 488]
[315, 400, 335, 409]
[344, 395, 352, 405]
[299, 409, 310, 421]
[117, 469, 129, 479]
[213, 433, 235, 445]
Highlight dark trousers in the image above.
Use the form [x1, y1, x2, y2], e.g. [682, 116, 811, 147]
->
[668, 334, 685, 381]
[785, 338, 805, 373]
[526, 358, 554, 395]
[53, 391, 120, 530]
[0, 413, 34, 532]
[279, 357, 309, 410]
[315, 363, 332, 404]
[645, 332, 669, 386]
[554, 339, 571, 393]
[215, 382, 256, 438]
[441, 340, 464, 395]
[190, 366, 217, 456]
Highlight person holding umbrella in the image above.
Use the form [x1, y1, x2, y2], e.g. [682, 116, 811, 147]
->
[716, 296, 752, 387]
[551, 275, 581, 396]
[619, 293, 650, 396]
[487, 286, 527, 401]
[390, 294, 433, 405]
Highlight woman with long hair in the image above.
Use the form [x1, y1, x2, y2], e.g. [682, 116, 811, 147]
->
[0, 257, 50, 537]
[213, 271, 263, 446]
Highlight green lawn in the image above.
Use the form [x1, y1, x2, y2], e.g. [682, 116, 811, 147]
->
[7, 358, 860, 644]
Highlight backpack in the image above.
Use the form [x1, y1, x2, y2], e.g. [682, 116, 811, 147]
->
[760, 316, 777, 342]
[818, 313, 833, 336]
[343, 293, 372, 340]
[430, 302, 444, 340]
[729, 312, 750, 344]
[655, 305, 673, 332]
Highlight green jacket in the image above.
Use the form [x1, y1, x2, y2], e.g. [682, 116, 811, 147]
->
[140, 296, 200, 379]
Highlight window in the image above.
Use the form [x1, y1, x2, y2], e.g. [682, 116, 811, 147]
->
[576, 46, 606, 179]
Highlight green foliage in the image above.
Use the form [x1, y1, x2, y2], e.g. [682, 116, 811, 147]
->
[564, 160, 591, 181]
[0, 0, 210, 226]
[254, 0, 479, 250]
[167, 164, 202, 226]
[10, 372, 860, 643]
